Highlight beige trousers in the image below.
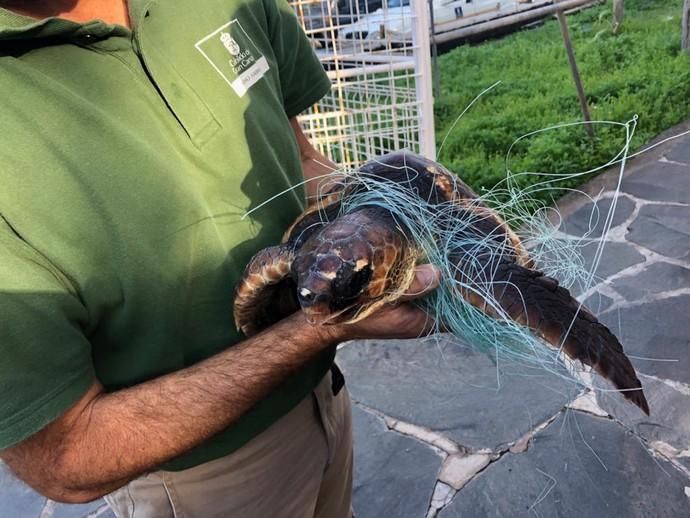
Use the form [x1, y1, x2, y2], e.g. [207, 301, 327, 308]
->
[104, 370, 353, 518]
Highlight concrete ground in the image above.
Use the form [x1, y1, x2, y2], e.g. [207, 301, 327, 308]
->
[1, 126, 689, 517]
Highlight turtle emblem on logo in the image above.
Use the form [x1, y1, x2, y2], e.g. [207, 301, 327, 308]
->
[220, 32, 241, 56]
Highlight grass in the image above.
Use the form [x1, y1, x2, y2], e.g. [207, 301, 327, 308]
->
[434, 0, 690, 204]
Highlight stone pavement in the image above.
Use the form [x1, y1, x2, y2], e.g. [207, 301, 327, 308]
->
[340, 127, 690, 517]
[1, 128, 689, 517]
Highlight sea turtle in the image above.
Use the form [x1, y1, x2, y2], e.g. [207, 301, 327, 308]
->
[234, 151, 649, 414]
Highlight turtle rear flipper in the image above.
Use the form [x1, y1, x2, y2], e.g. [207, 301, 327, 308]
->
[458, 259, 650, 415]
[234, 244, 298, 337]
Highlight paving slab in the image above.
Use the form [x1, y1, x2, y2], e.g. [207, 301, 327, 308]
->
[599, 295, 690, 383]
[679, 457, 690, 471]
[534, 241, 644, 294]
[626, 204, 690, 261]
[577, 240, 646, 282]
[664, 139, 690, 165]
[594, 374, 690, 454]
[610, 262, 690, 301]
[621, 161, 690, 203]
[580, 292, 614, 313]
[338, 336, 577, 452]
[351, 405, 440, 518]
[439, 412, 689, 518]
[561, 196, 636, 238]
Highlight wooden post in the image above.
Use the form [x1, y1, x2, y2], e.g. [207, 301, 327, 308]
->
[556, 8, 594, 138]
[612, 0, 624, 34]
[682, 0, 690, 50]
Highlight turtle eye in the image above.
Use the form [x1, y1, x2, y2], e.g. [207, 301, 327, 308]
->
[331, 263, 372, 309]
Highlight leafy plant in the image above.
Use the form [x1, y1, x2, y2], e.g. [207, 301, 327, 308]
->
[435, 0, 690, 204]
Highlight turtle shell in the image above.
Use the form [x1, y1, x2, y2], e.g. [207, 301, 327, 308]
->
[283, 152, 531, 264]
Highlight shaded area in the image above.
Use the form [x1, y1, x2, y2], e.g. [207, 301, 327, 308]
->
[438, 412, 689, 518]
[577, 241, 645, 283]
[599, 295, 690, 383]
[0, 462, 114, 518]
[666, 141, 690, 165]
[581, 292, 614, 313]
[339, 336, 576, 451]
[52, 501, 113, 518]
[352, 406, 441, 518]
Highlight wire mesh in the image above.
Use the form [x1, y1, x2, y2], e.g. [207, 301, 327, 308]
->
[291, 0, 434, 167]
[291, 0, 560, 168]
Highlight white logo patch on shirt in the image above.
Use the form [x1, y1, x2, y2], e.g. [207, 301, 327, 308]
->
[195, 20, 270, 97]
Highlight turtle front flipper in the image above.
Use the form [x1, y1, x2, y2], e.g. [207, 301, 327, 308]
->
[457, 259, 650, 415]
[234, 243, 298, 337]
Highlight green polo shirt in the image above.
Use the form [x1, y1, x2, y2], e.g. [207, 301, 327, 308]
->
[0, 0, 333, 470]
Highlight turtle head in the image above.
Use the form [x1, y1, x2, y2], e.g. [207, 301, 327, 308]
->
[290, 209, 410, 325]
[292, 245, 374, 325]
[291, 216, 388, 324]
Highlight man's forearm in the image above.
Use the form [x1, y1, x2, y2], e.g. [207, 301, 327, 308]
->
[2, 313, 342, 503]
[289, 118, 341, 200]
[302, 152, 340, 200]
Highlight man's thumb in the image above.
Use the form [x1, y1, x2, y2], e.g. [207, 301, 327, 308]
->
[400, 264, 441, 300]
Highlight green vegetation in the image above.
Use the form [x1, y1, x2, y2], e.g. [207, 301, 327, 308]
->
[435, 0, 690, 202]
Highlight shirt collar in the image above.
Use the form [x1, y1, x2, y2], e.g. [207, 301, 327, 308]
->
[0, 1, 155, 43]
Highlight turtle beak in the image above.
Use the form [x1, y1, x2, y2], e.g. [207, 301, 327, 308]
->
[297, 284, 336, 324]
[298, 286, 358, 325]
[296, 268, 364, 325]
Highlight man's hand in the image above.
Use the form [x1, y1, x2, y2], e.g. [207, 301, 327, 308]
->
[329, 264, 441, 341]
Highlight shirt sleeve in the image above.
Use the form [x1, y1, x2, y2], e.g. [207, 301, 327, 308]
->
[0, 220, 95, 450]
[263, 0, 331, 118]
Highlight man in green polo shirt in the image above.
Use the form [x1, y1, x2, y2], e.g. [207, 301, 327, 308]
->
[0, 0, 439, 516]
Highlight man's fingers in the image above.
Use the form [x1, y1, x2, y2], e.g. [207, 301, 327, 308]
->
[381, 304, 438, 338]
[398, 264, 441, 302]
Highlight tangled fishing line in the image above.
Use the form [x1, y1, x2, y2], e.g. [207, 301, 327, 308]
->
[323, 117, 641, 391]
